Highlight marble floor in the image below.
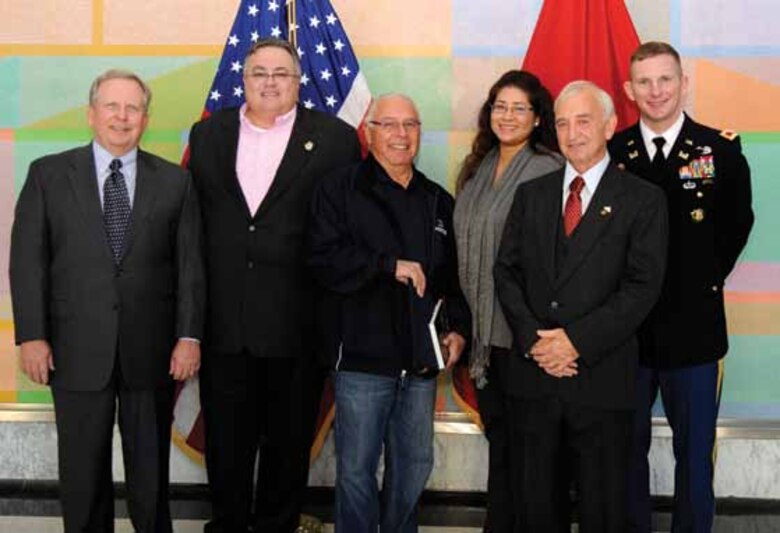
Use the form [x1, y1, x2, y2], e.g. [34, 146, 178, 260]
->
[0, 518, 483, 532]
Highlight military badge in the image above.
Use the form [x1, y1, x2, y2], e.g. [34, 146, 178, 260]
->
[678, 150, 689, 161]
[690, 208, 705, 223]
[679, 166, 692, 179]
[628, 150, 639, 160]
[685, 139, 694, 146]
[683, 181, 696, 190]
[627, 139, 635, 146]
[600, 206, 612, 216]
[304, 141, 315, 151]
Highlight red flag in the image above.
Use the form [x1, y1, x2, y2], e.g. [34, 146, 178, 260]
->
[523, 0, 640, 130]
[452, 0, 641, 425]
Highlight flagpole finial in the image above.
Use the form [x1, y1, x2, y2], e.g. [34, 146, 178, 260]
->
[287, 0, 297, 48]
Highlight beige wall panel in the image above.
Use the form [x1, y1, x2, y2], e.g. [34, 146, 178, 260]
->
[1, 0, 92, 44]
[103, 0, 238, 45]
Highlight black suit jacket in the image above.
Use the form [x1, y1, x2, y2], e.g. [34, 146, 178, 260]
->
[187, 106, 361, 359]
[10, 144, 205, 391]
[494, 163, 668, 409]
[609, 115, 754, 368]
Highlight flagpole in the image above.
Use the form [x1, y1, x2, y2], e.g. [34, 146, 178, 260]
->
[287, 0, 298, 47]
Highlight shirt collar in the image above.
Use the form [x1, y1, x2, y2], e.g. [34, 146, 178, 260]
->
[563, 152, 610, 194]
[92, 141, 137, 174]
[239, 103, 297, 132]
[639, 112, 685, 151]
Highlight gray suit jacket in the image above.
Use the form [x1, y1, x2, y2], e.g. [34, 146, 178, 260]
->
[10, 144, 205, 391]
[494, 163, 668, 409]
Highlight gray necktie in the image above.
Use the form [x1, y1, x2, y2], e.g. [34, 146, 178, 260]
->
[103, 159, 132, 264]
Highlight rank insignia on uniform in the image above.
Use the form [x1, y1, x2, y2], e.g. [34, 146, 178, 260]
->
[683, 181, 696, 190]
[690, 208, 705, 223]
[600, 206, 612, 216]
[678, 151, 690, 161]
[628, 150, 639, 160]
[720, 129, 739, 141]
[679, 166, 692, 179]
[685, 139, 694, 146]
[304, 141, 315, 151]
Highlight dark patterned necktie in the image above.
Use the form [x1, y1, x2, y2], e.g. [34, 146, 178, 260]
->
[563, 176, 585, 237]
[651, 136, 667, 171]
[103, 159, 132, 264]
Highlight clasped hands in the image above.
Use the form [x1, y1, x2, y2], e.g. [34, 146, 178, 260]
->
[529, 328, 579, 378]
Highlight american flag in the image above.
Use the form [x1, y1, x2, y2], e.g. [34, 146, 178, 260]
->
[173, 0, 371, 462]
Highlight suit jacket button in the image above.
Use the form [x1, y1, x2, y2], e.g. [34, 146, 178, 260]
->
[249, 225, 256, 232]
[248, 261, 254, 269]
[712, 285, 718, 292]
[550, 301, 559, 309]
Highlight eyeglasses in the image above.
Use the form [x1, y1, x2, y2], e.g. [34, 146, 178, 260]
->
[247, 71, 300, 84]
[490, 103, 534, 116]
[367, 119, 422, 132]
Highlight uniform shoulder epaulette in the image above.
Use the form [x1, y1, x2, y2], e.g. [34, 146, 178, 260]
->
[720, 129, 739, 141]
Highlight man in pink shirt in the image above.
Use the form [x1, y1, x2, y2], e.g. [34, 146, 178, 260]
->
[188, 39, 361, 533]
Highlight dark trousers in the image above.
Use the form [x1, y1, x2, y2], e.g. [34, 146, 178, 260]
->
[628, 361, 722, 533]
[476, 349, 515, 533]
[507, 395, 631, 533]
[52, 376, 174, 533]
[200, 353, 324, 533]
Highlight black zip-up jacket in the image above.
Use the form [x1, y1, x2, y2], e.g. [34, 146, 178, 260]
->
[308, 156, 471, 375]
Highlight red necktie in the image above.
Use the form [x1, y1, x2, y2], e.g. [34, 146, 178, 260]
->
[563, 176, 585, 237]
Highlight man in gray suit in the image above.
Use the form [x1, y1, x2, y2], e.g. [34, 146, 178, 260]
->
[10, 69, 205, 533]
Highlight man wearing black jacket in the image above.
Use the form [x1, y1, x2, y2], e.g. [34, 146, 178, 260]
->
[308, 93, 470, 533]
[187, 39, 361, 533]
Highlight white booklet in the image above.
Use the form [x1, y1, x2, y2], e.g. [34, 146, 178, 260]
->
[428, 298, 446, 370]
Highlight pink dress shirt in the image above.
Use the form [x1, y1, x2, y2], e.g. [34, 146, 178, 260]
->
[236, 104, 297, 215]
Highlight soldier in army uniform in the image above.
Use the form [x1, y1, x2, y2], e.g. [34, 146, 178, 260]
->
[610, 42, 754, 533]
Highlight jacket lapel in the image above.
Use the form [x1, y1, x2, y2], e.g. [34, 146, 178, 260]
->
[555, 164, 622, 288]
[121, 150, 157, 260]
[668, 114, 696, 172]
[254, 106, 317, 220]
[217, 109, 250, 218]
[540, 172, 563, 288]
[67, 144, 114, 264]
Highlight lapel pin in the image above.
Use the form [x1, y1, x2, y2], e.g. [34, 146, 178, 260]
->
[600, 206, 612, 216]
[678, 151, 689, 161]
[304, 141, 315, 151]
[628, 150, 638, 160]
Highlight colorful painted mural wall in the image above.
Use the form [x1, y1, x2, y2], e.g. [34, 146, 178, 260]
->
[1, 0, 778, 418]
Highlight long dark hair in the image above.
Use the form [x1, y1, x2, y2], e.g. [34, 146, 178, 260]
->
[456, 70, 558, 194]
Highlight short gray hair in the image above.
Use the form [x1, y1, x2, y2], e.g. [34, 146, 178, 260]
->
[555, 80, 615, 120]
[89, 69, 152, 112]
[365, 93, 420, 123]
[243, 38, 302, 75]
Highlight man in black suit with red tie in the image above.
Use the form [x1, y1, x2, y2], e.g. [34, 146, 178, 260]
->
[10, 69, 205, 532]
[494, 80, 668, 533]
[187, 38, 361, 533]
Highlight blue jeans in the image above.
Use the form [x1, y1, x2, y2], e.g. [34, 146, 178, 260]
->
[334, 370, 436, 533]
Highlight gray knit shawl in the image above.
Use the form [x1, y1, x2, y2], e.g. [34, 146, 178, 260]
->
[453, 145, 563, 388]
